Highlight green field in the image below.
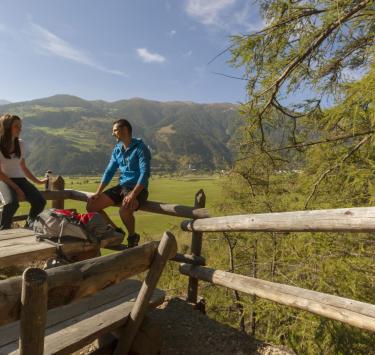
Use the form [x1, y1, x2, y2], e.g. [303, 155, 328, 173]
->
[13, 175, 229, 318]
[15, 175, 223, 239]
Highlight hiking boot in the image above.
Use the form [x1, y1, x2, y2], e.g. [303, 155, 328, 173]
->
[127, 233, 140, 248]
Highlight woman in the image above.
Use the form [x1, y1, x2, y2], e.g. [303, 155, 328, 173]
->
[0, 114, 46, 229]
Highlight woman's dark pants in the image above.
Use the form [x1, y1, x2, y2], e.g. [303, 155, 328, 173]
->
[0, 178, 46, 229]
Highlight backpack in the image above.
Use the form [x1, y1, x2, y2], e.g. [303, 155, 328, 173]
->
[32, 208, 122, 244]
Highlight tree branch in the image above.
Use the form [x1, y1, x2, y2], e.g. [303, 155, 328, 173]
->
[258, 0, 371, 99]
[304, 134, 372, 209]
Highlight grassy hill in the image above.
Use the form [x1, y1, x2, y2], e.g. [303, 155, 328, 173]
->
[0, 95, 241, 175]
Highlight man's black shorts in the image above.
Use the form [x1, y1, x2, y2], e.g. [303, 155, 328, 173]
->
[103, 185, 148, 209]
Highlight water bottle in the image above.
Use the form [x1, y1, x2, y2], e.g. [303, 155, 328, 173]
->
[45, 170, 53, 190]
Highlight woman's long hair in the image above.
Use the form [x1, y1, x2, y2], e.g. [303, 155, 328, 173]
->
[0, 114, 21, 159]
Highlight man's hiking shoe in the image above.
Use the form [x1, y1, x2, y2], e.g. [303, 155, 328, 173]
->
[127, 233, 140, 248]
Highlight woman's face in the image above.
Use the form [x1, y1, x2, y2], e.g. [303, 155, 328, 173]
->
[11, 119, 22, 138]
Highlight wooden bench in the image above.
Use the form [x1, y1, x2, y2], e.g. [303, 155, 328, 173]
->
[0, 231, 177, 355]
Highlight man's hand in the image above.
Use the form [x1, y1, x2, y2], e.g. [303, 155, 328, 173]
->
[122, 192, 136, 209]
[89, 192, 101, 201]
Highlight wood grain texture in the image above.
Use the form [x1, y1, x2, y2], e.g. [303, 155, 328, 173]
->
[0, 229, 123, 269]
[187, 190, 206, 303]
[0, 241, 162, 326]
[67, 190, 210, 219]
[0, 280, 165, 354]
[114, 231, 177, 355]
[181, 206, 375, 233]
[180, 264, 375, 332]
[19, 268, 48, 355]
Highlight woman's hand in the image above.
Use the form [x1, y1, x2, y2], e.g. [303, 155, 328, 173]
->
[37, 177, 48, 185]
[16, 188, 25, 201]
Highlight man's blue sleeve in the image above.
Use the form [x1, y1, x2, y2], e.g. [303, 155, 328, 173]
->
[101, 150, 119, 184]
[137, 144, 151, 187]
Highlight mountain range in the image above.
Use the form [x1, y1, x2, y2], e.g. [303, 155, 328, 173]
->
[0, 95, 241, 175]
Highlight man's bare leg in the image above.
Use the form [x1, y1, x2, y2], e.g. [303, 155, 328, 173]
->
[119, 199, 139, 236]
[119, 199, 140, 247]
[86, 194, 117, 228]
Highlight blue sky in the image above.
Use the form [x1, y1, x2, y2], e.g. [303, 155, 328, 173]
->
[0, 0, 264, 104]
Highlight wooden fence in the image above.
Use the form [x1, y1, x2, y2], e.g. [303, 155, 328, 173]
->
[12, 176, 375, 334]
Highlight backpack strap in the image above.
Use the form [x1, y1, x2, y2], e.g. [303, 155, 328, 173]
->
[36, 234, 73, 263]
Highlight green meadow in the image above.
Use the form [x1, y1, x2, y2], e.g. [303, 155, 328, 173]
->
[15, 175, 223, 240]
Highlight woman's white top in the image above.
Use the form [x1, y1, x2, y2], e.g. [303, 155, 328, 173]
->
[0, 140, 25, 178]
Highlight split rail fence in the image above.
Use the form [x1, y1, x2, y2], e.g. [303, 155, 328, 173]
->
[2, 176, 374, 354]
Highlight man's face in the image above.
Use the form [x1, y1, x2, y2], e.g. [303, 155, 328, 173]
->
[112, 123, 128, 141]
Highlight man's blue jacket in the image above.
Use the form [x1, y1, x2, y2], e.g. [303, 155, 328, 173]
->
[101, 138, 151, 189]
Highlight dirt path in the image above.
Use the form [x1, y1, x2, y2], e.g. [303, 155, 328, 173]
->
[149, 298, 294, 355]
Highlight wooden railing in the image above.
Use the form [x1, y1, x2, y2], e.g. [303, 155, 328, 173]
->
[14, 178, 209, 221]
[11, 176, 208, 268]
[179, 208, 375, 333]
[10, 176, 375, 334]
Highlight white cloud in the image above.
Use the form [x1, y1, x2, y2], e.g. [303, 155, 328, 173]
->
[233, 2, 265, 32]
[186, 0, 236, 26]
[29, 22, 126, 77]
[137, 48, 166, 63]
[169, 29, 177, 37]
[185, 0, 263, 33]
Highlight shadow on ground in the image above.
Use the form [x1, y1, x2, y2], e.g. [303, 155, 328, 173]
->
[150, 298, 294, 355]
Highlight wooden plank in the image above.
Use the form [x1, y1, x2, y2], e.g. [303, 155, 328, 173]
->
[40, 190, 71, 201]
[12, 215, 28, 222]
[0, 238, 54, 269]
[1, 286, 165, 354]
[0, 240, 175, 326]
[140, 201, 209, 219]
[0, 229, 35, 241]
[44, 288, 164, 355]
[0, 279, 143, 348]
[67, 190, 210, 219]
[115, 231, 177, 354]
[180, 264, 375, 332]
[0, 231, 123, 269]
[181, 206, 375, 233]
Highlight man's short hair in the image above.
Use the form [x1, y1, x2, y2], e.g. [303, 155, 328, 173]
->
[113, 119, 132, 134]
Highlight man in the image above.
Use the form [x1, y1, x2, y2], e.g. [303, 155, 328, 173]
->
[87, 119, 151, 247]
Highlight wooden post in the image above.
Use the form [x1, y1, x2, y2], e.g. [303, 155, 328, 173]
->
[187, 189, 206, 304]
[114, 231, 177, 355]
[19, 268, 48, 355]
[52, 175, 65, 209]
